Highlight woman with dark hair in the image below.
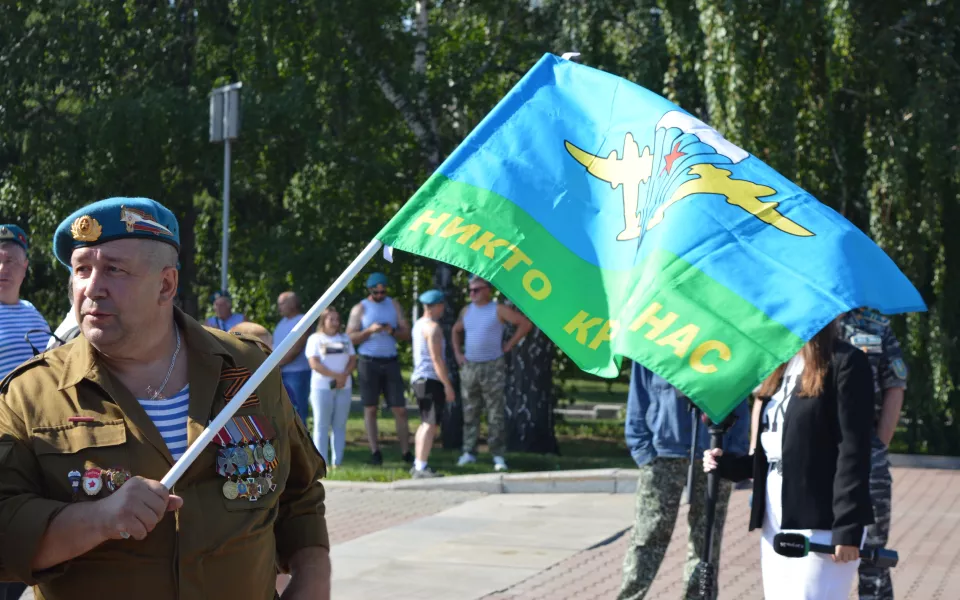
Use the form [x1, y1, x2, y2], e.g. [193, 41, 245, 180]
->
[703, 319, 875, 599]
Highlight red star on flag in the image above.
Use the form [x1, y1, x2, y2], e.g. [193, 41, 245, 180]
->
[662, 142, 686, 175]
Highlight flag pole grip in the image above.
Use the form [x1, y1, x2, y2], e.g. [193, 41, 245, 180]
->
[161, 239, 384, 489]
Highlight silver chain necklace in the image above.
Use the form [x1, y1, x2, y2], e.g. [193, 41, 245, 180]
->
[148, 327, 181, 400]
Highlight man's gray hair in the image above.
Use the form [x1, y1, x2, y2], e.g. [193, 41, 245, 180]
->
[145, 241, 179, 271]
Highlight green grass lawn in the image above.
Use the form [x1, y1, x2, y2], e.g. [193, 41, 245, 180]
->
[320, 413, 633, 483]
[399, 367, 630, 407]
[559, 376, 630, 406]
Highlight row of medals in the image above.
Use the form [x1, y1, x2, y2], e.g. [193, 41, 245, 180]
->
[216, 416, 278, 501]
[69, 467, 131, 498]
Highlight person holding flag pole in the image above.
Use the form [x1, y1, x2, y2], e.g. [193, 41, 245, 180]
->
[0, 198, 334, 599]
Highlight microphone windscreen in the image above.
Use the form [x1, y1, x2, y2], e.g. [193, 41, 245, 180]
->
[773, 533, 809, 558]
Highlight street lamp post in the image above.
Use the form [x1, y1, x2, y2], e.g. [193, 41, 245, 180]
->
[209, 82, 242, 293]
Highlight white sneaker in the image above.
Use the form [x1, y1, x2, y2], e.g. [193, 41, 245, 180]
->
[493, 456, 508, 472]
[457, 453, 477, 466]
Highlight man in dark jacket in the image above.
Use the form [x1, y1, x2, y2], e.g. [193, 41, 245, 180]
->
[618, 362, 749, 600]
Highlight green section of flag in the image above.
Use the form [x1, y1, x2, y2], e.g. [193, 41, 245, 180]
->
[377, 174, 804, 421]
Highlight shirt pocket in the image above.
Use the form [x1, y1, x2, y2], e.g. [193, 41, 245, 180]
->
[33, 419, 127, 455]
[31, 420, 127, 500]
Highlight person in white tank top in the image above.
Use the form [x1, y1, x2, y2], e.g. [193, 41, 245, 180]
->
[451, 276, 532, 472]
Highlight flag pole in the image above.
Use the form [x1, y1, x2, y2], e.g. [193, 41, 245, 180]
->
[161, 239, 384, 489]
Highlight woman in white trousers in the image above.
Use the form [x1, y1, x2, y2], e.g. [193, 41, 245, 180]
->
[305, 307, 357, 467]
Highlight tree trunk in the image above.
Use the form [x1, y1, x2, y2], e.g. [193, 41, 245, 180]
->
[503, 302, 559, 454]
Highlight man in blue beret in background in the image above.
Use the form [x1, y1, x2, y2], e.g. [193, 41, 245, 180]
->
[0, 225, 47, 600]
[409, 289, 456, 478]
[346, 272, 412, 465]
[0, 225, 50, 376]
[0, 198, 330, 599]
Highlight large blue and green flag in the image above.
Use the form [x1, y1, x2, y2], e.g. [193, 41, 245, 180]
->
[377, 53, 924, 422]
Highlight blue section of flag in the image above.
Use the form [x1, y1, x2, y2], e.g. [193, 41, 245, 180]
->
[437, 53, 925, 334]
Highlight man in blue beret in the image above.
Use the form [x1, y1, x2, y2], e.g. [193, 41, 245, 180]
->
[346, 272, 412, 465]
[0, 225, 50, 374]
[409, 289, 456, 478]
[0, 224, 48, 600]
[0, 198, 331, 599]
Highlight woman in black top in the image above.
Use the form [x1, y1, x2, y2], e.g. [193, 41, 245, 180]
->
[703, 320, 875, 600]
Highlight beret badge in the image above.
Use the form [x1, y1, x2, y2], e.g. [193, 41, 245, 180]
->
[70, 215, 102, 242]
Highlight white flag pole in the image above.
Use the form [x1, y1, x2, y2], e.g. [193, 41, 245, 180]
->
[161, 239, 384, 489]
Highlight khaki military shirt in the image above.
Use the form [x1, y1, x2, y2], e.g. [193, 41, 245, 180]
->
[0, 309, 328, 599]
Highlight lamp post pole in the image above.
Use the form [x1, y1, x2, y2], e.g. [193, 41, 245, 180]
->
[209, 82, 242, 293]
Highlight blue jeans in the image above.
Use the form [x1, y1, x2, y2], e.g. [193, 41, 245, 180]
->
[310, 387, 353, 466]
[282, 370, 311, 425]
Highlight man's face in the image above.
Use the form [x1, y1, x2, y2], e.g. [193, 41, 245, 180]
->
[368, 284, 387, 303]
[71, 239, 176, 351]
[425, 303, 445, 320]
[277, 293, 297, 318]
[214, 296, 232, 319]
[0, 244, 27, 302]
[468, 279, 492, 304]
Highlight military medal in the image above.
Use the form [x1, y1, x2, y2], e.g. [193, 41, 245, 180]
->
[82, 468, 103, 496]
[233, 417, 259, 473]
[251, 415, 278, 465]
[265, 473, 276, 492]
[236, 480, 249, 498]
[216, 449, 228, 477]
[245, 477, 259, 501]
[225, 420, 249, 473]
[222, 479, 239, 500]
[109, 468, 130, 491]
[262, 441, 277, 464]
[68, 470, 82, 496]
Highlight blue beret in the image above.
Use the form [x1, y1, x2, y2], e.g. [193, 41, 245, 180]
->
[0, 225, 28, 251]
[366, 272, 388, 288]
[419, 289, 445, 305]
[53, 197, 180, 266]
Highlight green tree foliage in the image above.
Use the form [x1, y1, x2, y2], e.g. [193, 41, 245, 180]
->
[1, 0, 956, 451]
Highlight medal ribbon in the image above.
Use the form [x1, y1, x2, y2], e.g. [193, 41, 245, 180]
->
[224, 419, 244, 445]
[235, 417, 264, 473]
[252, 415, 278, 468]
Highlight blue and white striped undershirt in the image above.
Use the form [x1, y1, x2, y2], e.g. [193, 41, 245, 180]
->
[0, 300, 50, 380]
[138, 385, 190, 460]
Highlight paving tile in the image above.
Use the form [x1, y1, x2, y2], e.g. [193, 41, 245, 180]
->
[483, 468, 960, 600]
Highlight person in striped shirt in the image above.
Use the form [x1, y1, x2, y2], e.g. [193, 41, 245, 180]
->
[0, 224, 49, 380]
[0, 199, 330, 599]
[0, 224, 46, 600]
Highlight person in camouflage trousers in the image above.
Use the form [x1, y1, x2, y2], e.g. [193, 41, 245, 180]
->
[453, 276, 532, 471]
[460, 360, 508, 456]
[621, 457, 733, 600]
[840, 308, 907, 600]
[619, 363, 749, 600]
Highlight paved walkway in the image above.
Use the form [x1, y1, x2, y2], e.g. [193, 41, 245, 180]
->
[17, 467, 960, 599]
[326, 467, 960, 599]
[330, 493, 635, 599]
